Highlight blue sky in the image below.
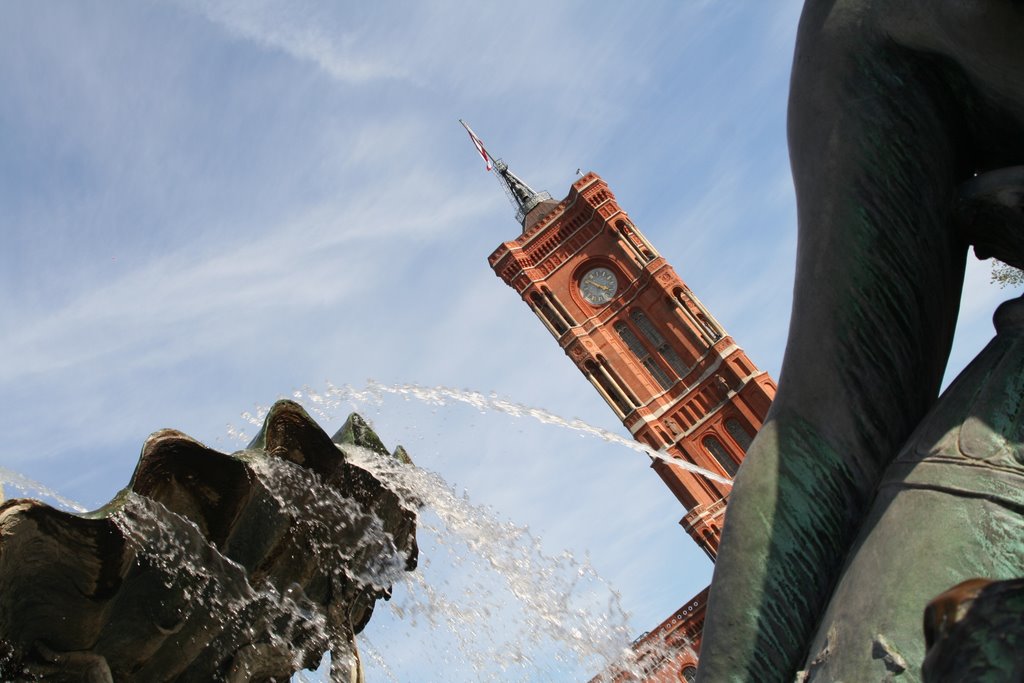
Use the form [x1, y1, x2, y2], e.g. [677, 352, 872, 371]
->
[1, 2, 1016, 681]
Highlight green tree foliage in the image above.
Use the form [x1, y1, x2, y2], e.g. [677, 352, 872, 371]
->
[991, 260, 1024, 289]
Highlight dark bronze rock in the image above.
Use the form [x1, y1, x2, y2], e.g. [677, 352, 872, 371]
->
[958, 166, 1024, 270]
[0, 400, 418, 682]
[923, 578, 1024, 682]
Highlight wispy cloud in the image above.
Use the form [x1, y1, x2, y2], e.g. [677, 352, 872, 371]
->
[1, 183, 490, 385]
[167, 0, 409, 84]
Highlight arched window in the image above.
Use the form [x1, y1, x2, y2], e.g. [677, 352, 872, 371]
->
[530, 292, 567, 335]
[697, 312, 722, 341]
[725, 417, 753, 452]
[704, 434, 738, 477]
[681, 665, 698, 682]
[616, 219, 654, 261]
[631, 310, 689, 376]
[615, 322, 674, 390]
[542, 287, 576, 326]
[673, 289, 722, 344]
[585, 360, 630, 415]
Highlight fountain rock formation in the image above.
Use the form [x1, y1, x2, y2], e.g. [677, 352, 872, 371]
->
[0, 400, 418, 682]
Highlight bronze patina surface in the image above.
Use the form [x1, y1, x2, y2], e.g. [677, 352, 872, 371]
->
[698, 1, 1024, 681]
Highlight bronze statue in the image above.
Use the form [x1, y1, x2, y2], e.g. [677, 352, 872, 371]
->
[698, 1, 1024, 680]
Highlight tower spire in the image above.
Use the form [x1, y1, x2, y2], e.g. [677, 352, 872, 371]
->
[460, 119, 552, 227]
[491, 159, 553, 227]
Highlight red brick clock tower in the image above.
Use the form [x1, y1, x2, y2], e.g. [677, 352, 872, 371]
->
[464, 120, 775, 680]
[486, 165, 775, 560]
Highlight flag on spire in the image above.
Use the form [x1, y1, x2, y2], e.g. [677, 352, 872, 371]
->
[459, 119, 492, 171]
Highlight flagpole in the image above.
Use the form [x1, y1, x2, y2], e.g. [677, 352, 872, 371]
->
[459, 119, 494, 172]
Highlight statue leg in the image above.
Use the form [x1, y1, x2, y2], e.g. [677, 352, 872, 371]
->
[697, 3, 970, 680]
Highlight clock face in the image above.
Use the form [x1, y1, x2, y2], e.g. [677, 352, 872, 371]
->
[580, 267, 618, 305]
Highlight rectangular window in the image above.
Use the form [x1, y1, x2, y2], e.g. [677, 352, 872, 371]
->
[616, 322, 674, 390]
[632, 310, 690, 377]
